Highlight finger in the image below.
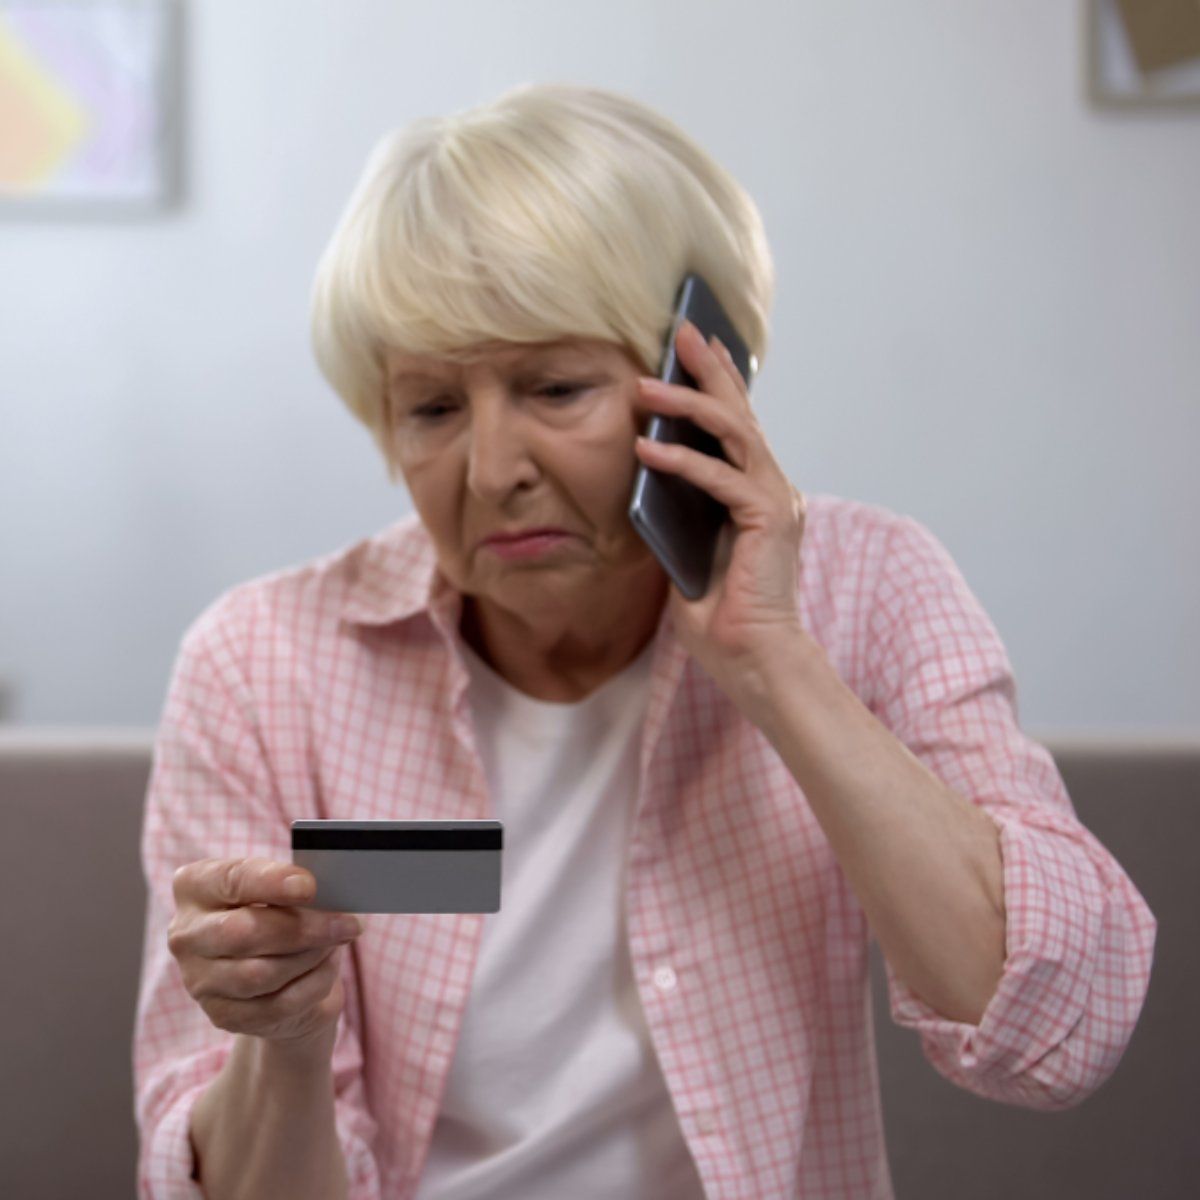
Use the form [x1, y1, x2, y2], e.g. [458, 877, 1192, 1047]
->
[191, 944, 336, 1002]
[793, 485, 809, 531]
[183, 903, 362, 960]
[710, 335, 751, 395]
[674, 319, 747, 406]
[636, 377, 758, 470]
[176, 857, 315, 910]
[203, 946, 343, 1038]
[635, 435, 766, 517]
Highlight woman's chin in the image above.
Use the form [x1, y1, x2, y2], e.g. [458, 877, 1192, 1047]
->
[461, 540, 666, 623]
[473, 562, 597, 611]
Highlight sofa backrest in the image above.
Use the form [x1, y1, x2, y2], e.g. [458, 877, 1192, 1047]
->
[0, 729, 152, 1200]
[0, 730, 1194, 1200]
[871, 739, 1199, 1199]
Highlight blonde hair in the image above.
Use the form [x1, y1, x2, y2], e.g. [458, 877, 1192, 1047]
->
[309, 82, 775, 481]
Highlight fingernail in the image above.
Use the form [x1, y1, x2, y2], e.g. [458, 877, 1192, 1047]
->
[284, 875, 312, 901]
[334, 916, 362, 940]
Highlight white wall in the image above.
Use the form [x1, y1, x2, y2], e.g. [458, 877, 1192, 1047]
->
[1, 0, 1197, 734]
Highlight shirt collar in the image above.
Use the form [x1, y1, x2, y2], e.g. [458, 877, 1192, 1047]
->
[337, 514, 691, 751]
[337, 514, 681, 643]
[337, 514, 456, 628]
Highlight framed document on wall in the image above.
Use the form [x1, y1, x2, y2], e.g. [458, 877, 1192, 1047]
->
[1085, 0, 1200, 109]
[0, 0, 182, 214]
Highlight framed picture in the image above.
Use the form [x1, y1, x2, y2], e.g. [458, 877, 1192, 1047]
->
[1085, 0, 1200, 109]
[0, 0, 182, 214]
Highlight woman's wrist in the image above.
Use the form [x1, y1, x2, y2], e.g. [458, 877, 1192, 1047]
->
[736, 626, 829, 741]
[256, 1021, 339, 1076]
[190, 1026, 345, 1198]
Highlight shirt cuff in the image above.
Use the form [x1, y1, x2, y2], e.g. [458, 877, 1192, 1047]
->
[138, 1084, 382, 1200]
[885, 806, 1106, 1104]
[137, 1081, 210, 1200]
[334, 1101, 384, 1200]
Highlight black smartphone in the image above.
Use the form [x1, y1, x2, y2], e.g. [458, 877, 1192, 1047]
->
[628, 273, 756, 599]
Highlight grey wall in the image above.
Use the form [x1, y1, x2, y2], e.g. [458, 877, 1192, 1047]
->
[1, 0, 1197, 733]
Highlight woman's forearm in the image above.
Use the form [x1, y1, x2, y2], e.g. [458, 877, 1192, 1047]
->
[750, 633, 1006, 1025]
[189, 1029, 349, 1200]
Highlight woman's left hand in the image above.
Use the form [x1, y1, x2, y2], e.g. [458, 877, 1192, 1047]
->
[634, 318, 809, 720]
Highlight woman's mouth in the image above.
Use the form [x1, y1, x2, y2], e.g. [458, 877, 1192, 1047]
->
[480, 528, 576, 560]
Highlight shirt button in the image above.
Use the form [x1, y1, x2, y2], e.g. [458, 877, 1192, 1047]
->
[653, 965, 677, 992]
[696, 1111, 718, 1135]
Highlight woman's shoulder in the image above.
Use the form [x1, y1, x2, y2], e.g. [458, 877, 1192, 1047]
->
[178, 513, 433, 659]
[805, 491, 903, 539]
[802, 491, 916, 576]
[797, 493, 970, 669]
[804, 491, 954, 570]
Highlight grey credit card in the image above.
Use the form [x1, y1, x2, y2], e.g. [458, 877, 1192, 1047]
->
[291, 820, 503, 914]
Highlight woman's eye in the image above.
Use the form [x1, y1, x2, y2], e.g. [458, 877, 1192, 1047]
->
[535, 381, 587, 401]
[412, 399, 458, 420]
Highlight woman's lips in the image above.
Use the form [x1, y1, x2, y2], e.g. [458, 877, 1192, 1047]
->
[480, 529, 576, 560]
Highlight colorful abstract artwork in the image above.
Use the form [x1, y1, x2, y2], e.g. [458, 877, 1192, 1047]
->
[0, 0, 178, 209]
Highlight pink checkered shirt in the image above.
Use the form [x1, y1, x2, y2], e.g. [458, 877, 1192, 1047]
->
[133, 493, 1156, 1199]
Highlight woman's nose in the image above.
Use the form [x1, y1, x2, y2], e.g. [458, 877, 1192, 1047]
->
[464, 396, 539, 502]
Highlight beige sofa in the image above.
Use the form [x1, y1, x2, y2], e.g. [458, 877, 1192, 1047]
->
[0, 729, 1194, 1199]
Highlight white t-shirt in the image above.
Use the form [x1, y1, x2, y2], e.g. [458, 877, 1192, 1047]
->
[412, 634, 708, 1200]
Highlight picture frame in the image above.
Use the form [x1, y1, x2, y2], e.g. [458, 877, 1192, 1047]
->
[0, 0, 183, 216]
[1084, 0, 1200, 110]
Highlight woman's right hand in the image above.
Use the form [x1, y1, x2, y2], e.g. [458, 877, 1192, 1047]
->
[168, 857, 363, 1048]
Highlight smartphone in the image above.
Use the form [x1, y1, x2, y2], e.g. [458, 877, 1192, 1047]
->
[628, 273, 756, 599]
[291, 819, 502, 913]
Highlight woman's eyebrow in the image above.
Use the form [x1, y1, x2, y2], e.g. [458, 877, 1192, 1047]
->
[388, 368, 454, 387]
[387, 343, 602, 387]
[518, 345, 604, 370]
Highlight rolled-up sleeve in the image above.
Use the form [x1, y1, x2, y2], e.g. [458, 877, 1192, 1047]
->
[864, 514, 1156, 1110]
[133, 588, 382, 1197]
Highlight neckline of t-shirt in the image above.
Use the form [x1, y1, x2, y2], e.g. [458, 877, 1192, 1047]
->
[456, 631, 657, 726]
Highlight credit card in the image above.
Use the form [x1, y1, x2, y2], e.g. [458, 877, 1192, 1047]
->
[291, 820, 503, 913]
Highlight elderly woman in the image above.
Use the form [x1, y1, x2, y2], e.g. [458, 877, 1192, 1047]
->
[133, 84, 1154, 1200]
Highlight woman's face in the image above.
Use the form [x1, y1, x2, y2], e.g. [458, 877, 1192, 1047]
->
[383, 337, 663, 619]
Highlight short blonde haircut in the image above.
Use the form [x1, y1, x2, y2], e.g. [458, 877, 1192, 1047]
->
[310, 82, 775, 481]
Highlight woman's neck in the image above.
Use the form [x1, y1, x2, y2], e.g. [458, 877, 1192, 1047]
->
[459, 572, 668, 702]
